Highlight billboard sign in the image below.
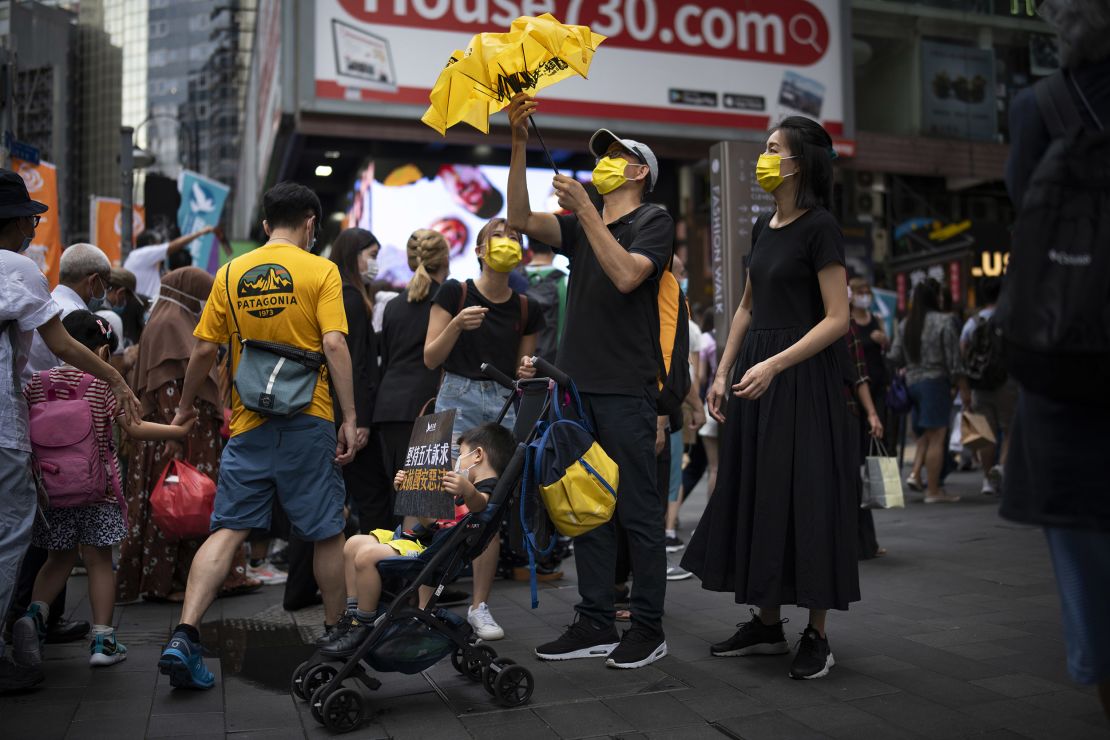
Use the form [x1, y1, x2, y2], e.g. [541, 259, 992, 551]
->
[312, 0, 849, 139]
[921, 40, 997, 141]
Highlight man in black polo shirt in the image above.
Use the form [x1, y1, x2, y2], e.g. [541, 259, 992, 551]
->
[508, 94, 673, 669]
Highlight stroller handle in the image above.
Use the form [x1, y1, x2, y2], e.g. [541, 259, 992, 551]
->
[530, 356, 572, 388]
[480, 363, 516, 390]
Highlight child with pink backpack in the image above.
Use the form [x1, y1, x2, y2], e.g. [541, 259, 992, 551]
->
[12, 311, 194, 669]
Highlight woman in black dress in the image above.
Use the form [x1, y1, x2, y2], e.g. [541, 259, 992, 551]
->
[681, 117, 857, 680]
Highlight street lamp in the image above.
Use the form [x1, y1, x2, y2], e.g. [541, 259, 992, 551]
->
[119, 114, 200, 262]
[119, 126, 156, 262]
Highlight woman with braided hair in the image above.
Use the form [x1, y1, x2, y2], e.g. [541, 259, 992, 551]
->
[372, 229, 451, 523]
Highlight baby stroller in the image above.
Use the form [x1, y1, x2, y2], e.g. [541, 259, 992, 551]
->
[290, 357, 569, 734]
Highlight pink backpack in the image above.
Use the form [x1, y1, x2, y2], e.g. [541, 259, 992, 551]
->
[29, 371, 121, 509]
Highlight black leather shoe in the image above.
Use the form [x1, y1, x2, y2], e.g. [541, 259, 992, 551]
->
[45, 619, 90, 644]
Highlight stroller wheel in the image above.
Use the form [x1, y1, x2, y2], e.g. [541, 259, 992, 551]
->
[322, 687, 364, 733]
[464, 644, 496, 682]
[310, 684, 329, 725]
[494, 664, 534, 707]
[290, 661, 311, 699]
[450, 647, 466, 675]
[302, 663, 338, 701]
[482, 658, 516, 696]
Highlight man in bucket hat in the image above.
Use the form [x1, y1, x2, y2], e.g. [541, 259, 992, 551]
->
[0, 169, 141, 693]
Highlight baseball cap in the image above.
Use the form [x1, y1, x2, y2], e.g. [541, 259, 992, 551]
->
[0, 168, 48, 219]
[588, 129, 658, 192]
[109, 267, 137, 293]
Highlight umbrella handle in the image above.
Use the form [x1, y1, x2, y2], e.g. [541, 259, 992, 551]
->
[528, 116, 560, 176]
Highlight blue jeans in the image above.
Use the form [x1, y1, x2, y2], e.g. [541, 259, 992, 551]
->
[434, 372, 516, 455]
[0, 448, 36, 659]
[1045, 527, 1110, 685]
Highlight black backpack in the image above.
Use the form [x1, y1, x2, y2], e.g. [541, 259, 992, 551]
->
[964, 313, 1007, 391]
[994, 71, 1110, 404]
[525, 267, 567, 361]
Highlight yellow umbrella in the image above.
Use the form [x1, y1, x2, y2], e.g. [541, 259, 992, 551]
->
[421, 13, 606, 172]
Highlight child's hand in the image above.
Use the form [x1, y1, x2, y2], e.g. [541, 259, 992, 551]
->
[171, 417, 197, 438]
[443, 471, 475, 497]
[394, 469, 407, 489]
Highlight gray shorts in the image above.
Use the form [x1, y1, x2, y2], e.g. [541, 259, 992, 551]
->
[972, 379, 1019, 438]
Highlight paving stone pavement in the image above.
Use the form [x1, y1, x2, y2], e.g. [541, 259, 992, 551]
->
[3, 468, 1107, 739]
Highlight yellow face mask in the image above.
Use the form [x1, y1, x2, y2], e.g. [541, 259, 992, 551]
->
[484, 236, 522, 273]
[591, 156, 634, 195]
[755, 153, 799, 193]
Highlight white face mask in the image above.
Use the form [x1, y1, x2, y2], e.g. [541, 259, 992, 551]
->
[453, 448, 480, 477]
[361, 257, 379, 284]
[852, 294, 872, 310]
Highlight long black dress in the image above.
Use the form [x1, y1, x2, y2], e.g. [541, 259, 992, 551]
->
[682, 208, 860, 611]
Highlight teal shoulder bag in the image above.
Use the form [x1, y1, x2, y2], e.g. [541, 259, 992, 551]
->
[225, 264, 325, 416]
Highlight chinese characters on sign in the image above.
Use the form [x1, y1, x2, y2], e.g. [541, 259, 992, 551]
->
[394, 409, 456, 519]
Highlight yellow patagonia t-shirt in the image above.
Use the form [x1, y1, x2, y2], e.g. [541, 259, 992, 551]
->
[195, 240, 348, 436]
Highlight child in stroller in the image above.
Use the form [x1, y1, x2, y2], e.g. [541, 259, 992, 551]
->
[290, 359, 568, 733]
[323, 423, 515, 658]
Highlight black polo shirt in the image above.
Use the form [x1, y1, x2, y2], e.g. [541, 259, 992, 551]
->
[555, 204, 674, 396]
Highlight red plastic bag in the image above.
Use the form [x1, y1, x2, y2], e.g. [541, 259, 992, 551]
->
[150, 459, 216, 541]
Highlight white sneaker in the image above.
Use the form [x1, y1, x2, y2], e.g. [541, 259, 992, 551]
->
[981, 479, 997, 495]
[666, 565, 694, 581]
[987, 465, 1004, 493]
[467, 602, 504, 641]
[246, 560, 288, 585]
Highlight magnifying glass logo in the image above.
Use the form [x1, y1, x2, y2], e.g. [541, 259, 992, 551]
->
[789, 14, 823, 55]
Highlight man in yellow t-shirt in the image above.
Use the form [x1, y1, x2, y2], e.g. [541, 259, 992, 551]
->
[159, 182, 357, 691]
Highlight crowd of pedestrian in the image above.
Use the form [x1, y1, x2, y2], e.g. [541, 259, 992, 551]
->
[0, 11, 1106, 717]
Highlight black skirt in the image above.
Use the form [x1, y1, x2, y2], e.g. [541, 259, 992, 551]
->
[681, 327, 861, 611]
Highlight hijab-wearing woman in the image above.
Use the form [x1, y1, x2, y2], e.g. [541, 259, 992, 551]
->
[328, 228, 386, 531]
[373, 229, 451, 515]
[681, 117, 856, 680]
[117, 268, 258, 603]
[423, 217, 544, 643]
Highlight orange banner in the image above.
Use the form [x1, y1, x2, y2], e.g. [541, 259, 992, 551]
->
[14, 159, 62, 287]
[90, 197, 145, 266]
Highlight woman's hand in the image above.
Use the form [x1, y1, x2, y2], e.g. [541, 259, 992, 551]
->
[110, 377, 143, 427]
[733, 359, 778, 400]
[452, 306, 488, 332]
[689, 403, 706, 431]
[706, 374, 728, 422]
[517, 355, 537, 379]
[868, 412, 884, 439]
[355, 426, 370, 450]
[394, 469, 407, 490]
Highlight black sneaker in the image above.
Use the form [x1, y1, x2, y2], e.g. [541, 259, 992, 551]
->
[0, 658, 43, 693]
[314, 611, 355, 647]
[710, 610, 789, 657]
[664, 534, 684, 553]
[319, 620, 374, 659]
[535, 616, 620, 661]
[789, 626, 834, 680]
[605, 625, 667, 669]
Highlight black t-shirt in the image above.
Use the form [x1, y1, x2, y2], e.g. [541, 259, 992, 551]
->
[336, 284, 378, 426]
[854, 314, 888, 389]
[432, 279, 544, 380]
[555, 204, 675, 395]
[373, 283, 441, 424]
[747, 208, 844, 332]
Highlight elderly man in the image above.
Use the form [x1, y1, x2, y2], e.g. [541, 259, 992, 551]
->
[23, 243, 113, 381]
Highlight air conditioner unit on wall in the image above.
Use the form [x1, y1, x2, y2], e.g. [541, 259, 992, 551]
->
[854, 171, 885, 222]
